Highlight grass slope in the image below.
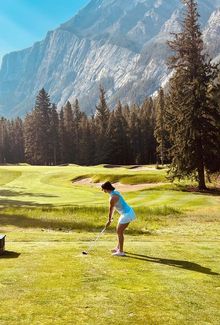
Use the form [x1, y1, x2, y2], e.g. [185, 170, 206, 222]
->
[0, 165, 219, 325]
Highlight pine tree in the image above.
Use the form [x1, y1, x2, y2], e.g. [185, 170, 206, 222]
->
[95, 85, 110, 130]
[24, 113, 36, 164]
[23, 88, 52, 165]
[87, 116, 96, 165]
[14, 118, 25, 163]
[3, 120, 12, 162]
[6, 118, 24, 163]
[154, 88, 169, 165]
[128, 104, 142, 164]
[166, 0, 220, 189]
[78, 116, 95, 165]
[94, 86, 110, 163]
[63, 101, 74, 163]
[106, 102, 129, 165]
[121, 104, 134, 164]
[58, 108, 65, 164]
[72, 99, 83, 163]
[35, 88, 52, 165]
[205, 75, 220, 173]
[0, 118, 6, 163]
[139, 98, 157, 165]
[50, 104, 60, 165]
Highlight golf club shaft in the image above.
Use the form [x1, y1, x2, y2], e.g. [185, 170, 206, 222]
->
[86, 226, 106, 253]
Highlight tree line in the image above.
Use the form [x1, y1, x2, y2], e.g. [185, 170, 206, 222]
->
[0, 87, 157, 166]
[0, 0, 220, 189]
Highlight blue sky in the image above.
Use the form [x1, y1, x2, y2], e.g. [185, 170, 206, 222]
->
[0, 0, 89, 65]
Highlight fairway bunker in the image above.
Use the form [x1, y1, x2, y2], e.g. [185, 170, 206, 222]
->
[82, 226, 106, 255]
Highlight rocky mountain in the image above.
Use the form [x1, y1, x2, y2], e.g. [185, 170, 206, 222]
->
[0, 0, 220, 117]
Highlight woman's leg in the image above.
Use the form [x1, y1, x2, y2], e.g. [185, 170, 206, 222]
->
[117, 222, 129, 252]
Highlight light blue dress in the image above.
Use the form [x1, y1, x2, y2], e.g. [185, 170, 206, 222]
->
[110, 190, 136, 224]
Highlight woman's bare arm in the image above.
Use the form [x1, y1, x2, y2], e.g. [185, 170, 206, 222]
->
[105, 195, 119, 227]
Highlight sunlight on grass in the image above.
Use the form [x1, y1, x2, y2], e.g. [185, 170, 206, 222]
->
[0, 165, 219, 325]
[0, 239, 219, 325]
[0, 169, 22, 186]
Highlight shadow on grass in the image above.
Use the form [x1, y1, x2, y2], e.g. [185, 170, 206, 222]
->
[0, 251, 20, 259]
[191, 188, 220, 196]
[0, 198, 54, 208]
[103, 164, 123, 168]
[0, 189, 58, 198]
[174, 185, 220, 196]
[125, 252, 219, 275]
[0, 213, 86, 231]
[0, 211, 149, 234]
[126, 165, 144, 169]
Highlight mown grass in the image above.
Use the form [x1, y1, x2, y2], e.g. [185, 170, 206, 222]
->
[0, 169, 22, 186]
[0, 237, 219, 325]
[0, 165, 220, 325]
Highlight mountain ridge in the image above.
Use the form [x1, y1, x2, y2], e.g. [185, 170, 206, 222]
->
[0, 0, 220, 117]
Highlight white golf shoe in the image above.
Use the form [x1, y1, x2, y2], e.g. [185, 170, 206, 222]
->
[112, 251, 126, 257]
[111, 247, 119, 253]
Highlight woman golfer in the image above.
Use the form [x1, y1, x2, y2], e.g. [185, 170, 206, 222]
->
[101, 181, 136, 256]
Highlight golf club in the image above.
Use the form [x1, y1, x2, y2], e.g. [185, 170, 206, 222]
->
[82, 226, 107, 255]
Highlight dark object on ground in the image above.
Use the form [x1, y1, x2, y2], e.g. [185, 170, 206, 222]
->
[82, 251, 88, 255]
[0, 234, 6, 255]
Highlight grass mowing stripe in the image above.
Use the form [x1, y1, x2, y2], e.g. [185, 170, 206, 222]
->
[0, 165, 219, 325]
[1, 239, 219, 324]
[0, 169, 22, 186]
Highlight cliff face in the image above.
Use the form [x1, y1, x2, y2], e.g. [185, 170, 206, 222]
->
[203, 8, 220, 60]
[0, 0, 220, 117]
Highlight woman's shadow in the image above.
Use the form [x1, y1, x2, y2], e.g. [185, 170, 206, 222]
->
[125, 252, 219, 275]
[0, 251, 21, 259]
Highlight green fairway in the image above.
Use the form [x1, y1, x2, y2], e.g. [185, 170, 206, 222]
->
[0, 165, 220, 325]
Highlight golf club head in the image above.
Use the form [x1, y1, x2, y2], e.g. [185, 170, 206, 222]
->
[82, 251, 88, 255]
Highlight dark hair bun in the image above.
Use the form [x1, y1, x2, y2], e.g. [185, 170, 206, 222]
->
[101, 181, 115, 191]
